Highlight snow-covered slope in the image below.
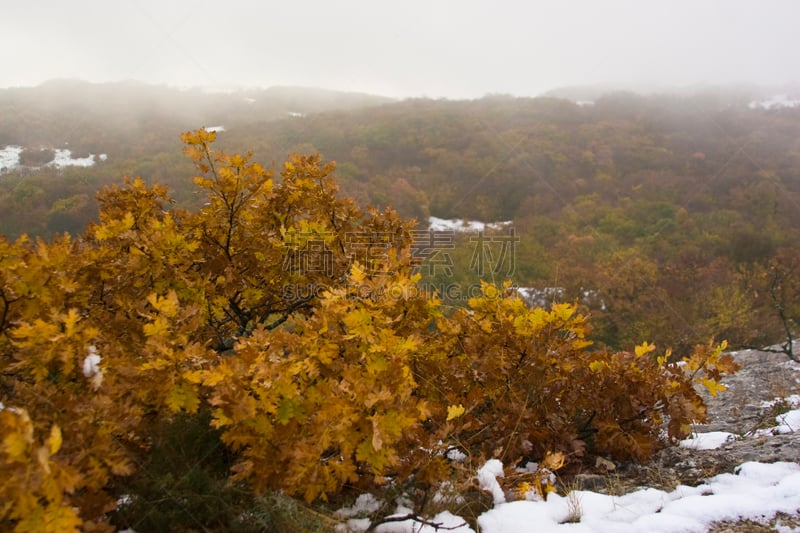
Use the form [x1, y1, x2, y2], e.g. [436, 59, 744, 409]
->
[428, 216, 512, 233]
[748, 94, 800, 110]
[0, 146, 107, 173]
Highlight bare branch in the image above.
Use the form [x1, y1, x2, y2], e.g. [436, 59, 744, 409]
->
[367, 513, 467, 532]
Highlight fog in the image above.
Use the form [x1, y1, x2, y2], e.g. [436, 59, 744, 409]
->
[1, 0, 798, 99]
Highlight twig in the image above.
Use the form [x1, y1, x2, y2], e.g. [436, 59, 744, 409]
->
[367, 513, 467, 532]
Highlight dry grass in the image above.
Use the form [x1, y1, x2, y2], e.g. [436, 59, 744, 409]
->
[561, 488, 583, 524]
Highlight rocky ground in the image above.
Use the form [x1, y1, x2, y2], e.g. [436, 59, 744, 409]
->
[590, 349, 800, 531]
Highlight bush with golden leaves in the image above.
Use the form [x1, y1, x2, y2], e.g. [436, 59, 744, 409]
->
[0, 130, 738, 530]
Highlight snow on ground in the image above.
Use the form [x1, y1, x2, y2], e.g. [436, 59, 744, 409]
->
[774, 409, 800, 434]
[517, 286, 607, 311]
[428, 216, 512, 233]
[477, 459, 507, 505]
[373, 510, 471, 533]
[749, 94, 800, 110]
[0, 146, 107, 172]
[204, 125, 226, 132]
[762, 395, 800, 410]
[678, 431, 736, 450]
[755, 407, 800, 436]
[753, 396, 800, 436]
[476, 461, 800, 533]
[517, 286, 566, 307]
[50, 149, 101, 168]
[341, 402, 800, 533]
[341, 461, 800, 533]
[0, 145, 23, 173]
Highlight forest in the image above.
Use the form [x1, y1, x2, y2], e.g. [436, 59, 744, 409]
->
[2, 81, 799, 355]
[0, 81, 798, 531]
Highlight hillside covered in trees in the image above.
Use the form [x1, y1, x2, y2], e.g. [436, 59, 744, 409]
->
[2, 82, 799, 357]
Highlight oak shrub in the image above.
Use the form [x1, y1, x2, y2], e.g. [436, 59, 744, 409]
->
[0, 130, 736, 530]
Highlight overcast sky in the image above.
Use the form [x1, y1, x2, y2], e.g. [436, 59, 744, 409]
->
[1, 0, 798, 99]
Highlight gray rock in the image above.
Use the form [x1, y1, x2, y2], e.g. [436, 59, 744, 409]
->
[611, 348, 800, 493]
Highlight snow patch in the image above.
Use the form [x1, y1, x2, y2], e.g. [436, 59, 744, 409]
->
[336, 495, 474, 533]
[204, 125, 226, 133]
[50, 149, 97, 168]
[754, 394, 800, 436]
[517, 286, 565, 307]
[335, 458, 800, 531]
[374, 510, 473, 533]
[82, 346, 101, 377]
[477, 459, 506, 505]
[761, 394, 800, 409]
[475, 461, 800, 533]
[335, 493, 382, 519]
[428, 216, 512, 233]
[446, 447, 467, 462]
[82, 345, 103, 389]
[517, 286, 606, 310]
[679, 431, 736, 450]
[769, 408, 800, 435]
[749, 94, 800, 110]
[1, 146, 107, 171]
[0, 145, 23, 173]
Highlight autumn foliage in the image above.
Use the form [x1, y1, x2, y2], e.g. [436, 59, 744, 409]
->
[0, 130, 736, 530]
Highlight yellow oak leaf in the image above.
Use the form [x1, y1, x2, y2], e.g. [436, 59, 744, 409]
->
[166, 382, 200, 413]
[698, 377, 728, 397]
[635, 341, 656, 357]
[3, 431, 30, 460]
[446, 404, 465, 421]
[589, 360, 606, 373]
[47, 425, 62, 455]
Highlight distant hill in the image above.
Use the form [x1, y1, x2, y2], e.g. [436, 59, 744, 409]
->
[0, 79, 394, 153]
[543, 82, 800, 106]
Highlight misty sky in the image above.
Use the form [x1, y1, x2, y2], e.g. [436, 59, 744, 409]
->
[1, 0, 798, 99]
